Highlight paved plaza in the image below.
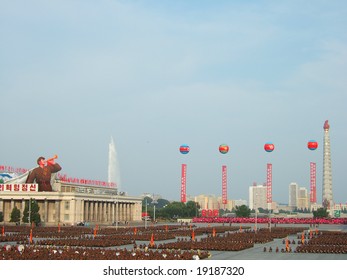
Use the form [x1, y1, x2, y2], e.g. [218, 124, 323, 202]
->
[206, 223, 347, 260]
[1, 222, 346, 260]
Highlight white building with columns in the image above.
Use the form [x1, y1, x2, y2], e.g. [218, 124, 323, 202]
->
[0, 180, 142, 226]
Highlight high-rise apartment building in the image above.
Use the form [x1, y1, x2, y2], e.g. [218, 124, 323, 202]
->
[289, 183, 309, 210]
[249, 184, 267, 210]
[289, 182, 298, 208]
[297, 187, 309, 210]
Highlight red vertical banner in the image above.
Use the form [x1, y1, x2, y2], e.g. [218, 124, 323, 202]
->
[310, 162, 317, 203]
[266, 163, 272, 206]
[222, 165, 227, 205]
[181, 163, 187, 203]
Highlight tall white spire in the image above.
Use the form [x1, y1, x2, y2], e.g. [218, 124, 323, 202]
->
[322, 120, 333, 208]
[108, 136, 121, 191]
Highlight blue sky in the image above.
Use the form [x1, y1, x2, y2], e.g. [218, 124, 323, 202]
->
[1, 0, 346, 204]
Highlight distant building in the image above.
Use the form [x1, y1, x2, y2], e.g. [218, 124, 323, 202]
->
[0, 180, 142, 225]
[288, 183, 309, 210]
[192, 194, 234, 211]
[249, 184, 267, 210]
[233, 199, 248, 207]
[289, 183, 299, 209]
[277, 204, 291, 212]
[194, 194, 219, 210]
[297, 187, 309, 210]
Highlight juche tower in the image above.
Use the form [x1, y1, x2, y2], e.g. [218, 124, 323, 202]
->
[322, 120, 333, 209]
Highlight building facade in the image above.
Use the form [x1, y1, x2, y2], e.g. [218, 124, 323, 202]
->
[249, 184, 268, 210]
[289, 182, 298, 209]
[297, 187, 309, 210]
[0, 180, 142, 225]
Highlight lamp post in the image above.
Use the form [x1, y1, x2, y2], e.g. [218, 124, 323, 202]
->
[152, 195, 158, 223]
[115, 192, 118, 231]
[145, 198, 148, 229]
[255, 193, 258, 232]
[28, 198, 31, 225]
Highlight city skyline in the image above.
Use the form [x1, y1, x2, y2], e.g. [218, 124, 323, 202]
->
[1, 1, 346, 204]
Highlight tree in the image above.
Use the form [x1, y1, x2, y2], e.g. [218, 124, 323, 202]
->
[22, 199, 41, 226]
[322, 199, 330, 209]
[313, 207, 329, 218]
[235, 205, 251, 218]
[185, 201, 198, 217]
[10, 206, 21, 224]
[258, 207, 269, 214]
[153, 201, 200, 219]
[156, 198, 170, 208]
[141, 197, 200, 220]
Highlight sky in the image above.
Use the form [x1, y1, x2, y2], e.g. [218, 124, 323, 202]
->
[1, 0, 346, 205]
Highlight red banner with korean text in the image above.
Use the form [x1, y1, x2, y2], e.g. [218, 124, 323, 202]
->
[222, 165, 227, 205]
[0, 184, 38, 192]
[266, 163, 272, 206]
[310, 162, 317, 203]
[181, 164, 187, 203]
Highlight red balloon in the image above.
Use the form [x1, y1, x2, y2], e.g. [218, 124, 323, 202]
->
[219, 144, 229, 154]
[264, 142, 275, 152]
[179, 144, 190, 154]
[308, 140, 318, 150]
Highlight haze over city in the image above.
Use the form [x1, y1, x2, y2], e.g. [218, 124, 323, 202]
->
[1, 1, 346, 204]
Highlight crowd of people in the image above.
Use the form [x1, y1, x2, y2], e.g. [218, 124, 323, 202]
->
[1, 244, 210, 260]
[1, 223, 346, 259]
[153, 227, 305, 252]
[192, 217, 347, 225]
[295, 231, 347, 254]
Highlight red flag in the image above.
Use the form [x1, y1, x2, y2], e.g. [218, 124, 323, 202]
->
[285, 238, 290, 252]
[2, 226, 4, 237]
[191, 230, 195, 241]
[150, 233, 155, 246]
[212, 228, 216, 237]
[29, 229, 33, 244]
[134, 227, 137, 235]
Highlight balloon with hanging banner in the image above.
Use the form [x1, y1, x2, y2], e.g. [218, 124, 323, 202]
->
[219, 144, 229, 154]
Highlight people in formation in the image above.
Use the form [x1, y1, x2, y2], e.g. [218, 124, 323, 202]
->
[1, 223, 346, 259]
